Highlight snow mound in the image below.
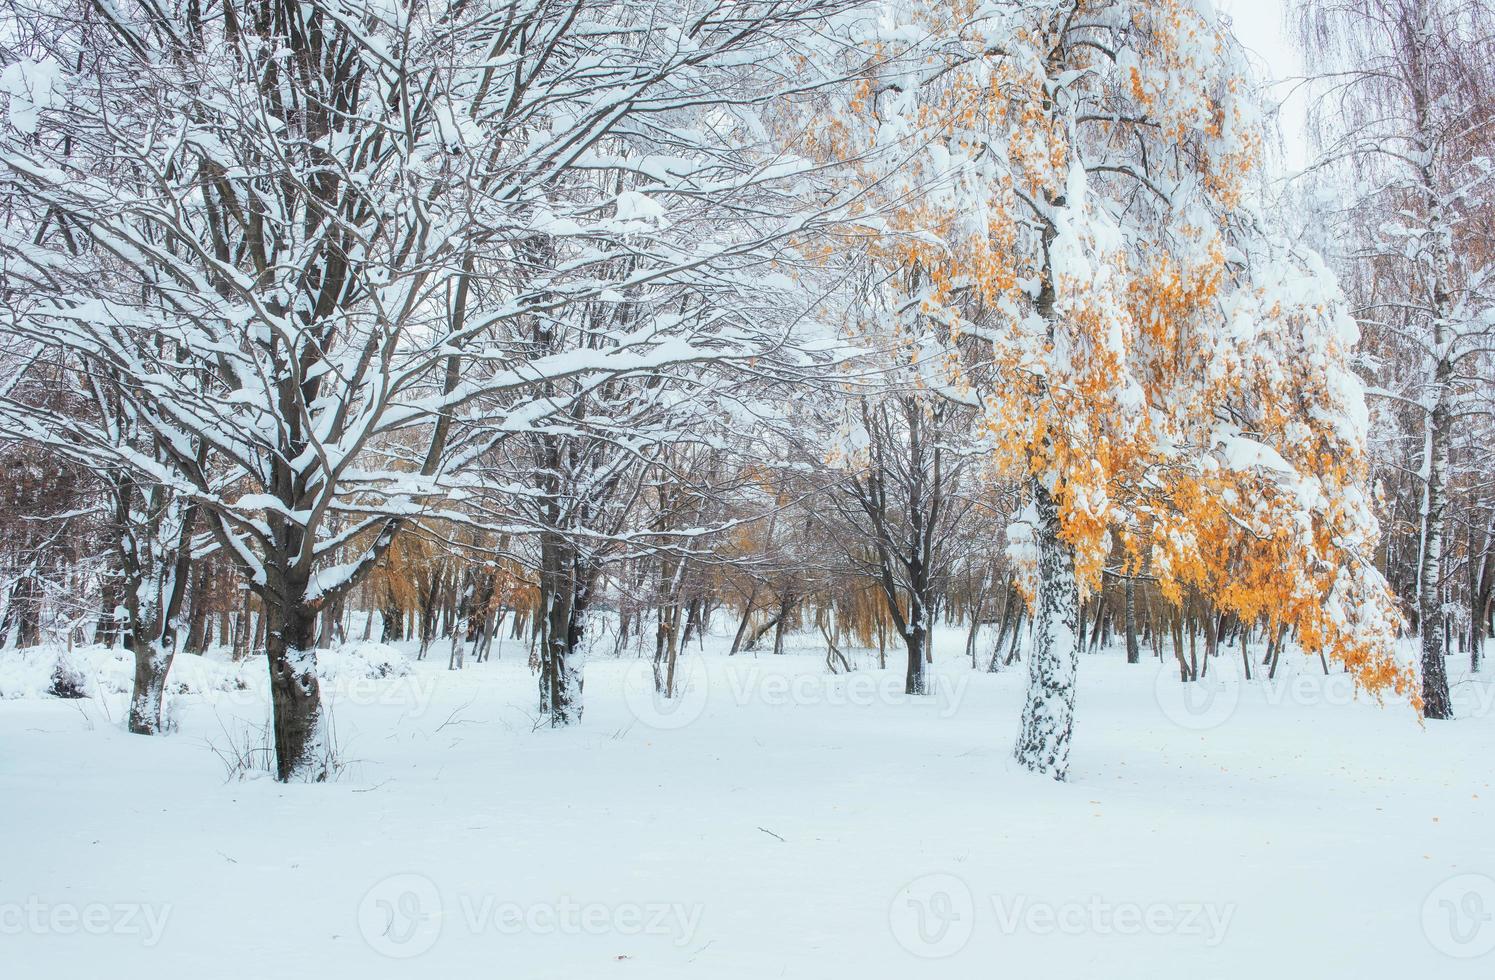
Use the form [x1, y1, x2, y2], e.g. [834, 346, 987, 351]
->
[0, 645, 253, 701]
[0, 646, 93, 699]
[0, 641, 410, 702]
[316, 642, 413, 681]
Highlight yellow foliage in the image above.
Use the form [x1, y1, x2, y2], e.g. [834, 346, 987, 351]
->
[818, 0, 1413, 705]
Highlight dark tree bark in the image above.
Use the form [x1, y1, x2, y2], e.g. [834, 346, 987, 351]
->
[1124, 576, 1140, 664]
[729, 588, 758, 655]
[537, 526, 595, 727]
[262, 586, 327, 781]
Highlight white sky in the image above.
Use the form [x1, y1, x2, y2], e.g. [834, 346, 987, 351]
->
[1214, 0, 1312, 174]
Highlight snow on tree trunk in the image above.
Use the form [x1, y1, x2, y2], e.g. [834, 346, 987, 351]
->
[904, 622, 929, 696]
[542, 601, 587, 727]
[538, 542, 591, 727]
[127, 636, 175, 736]
[1413, 109, 1458, 720]
[1014, 481, 1080, 781]
[264, 599, 329, 782]
[1418, 382, 1454, 719]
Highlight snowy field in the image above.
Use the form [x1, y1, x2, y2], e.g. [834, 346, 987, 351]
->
[2, 628, 1492, 978]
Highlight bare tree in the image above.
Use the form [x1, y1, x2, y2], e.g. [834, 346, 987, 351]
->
[0, 0, 871, 777]
[796, 389, 978, 695]
[1295, 0, 1495, 717]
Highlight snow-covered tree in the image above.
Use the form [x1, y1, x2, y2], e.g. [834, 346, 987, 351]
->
[824, 0, 1412, 777]
[790, 378, 981, 695]
[0, 0, 869, 778]
[0, 349, 202, 734]
[1293, 0, 1495, 717]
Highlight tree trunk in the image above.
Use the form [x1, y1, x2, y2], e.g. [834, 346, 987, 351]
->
[904, 620, 928, 695]
[542, 596, 587, 726]
[538, 532, 590, 726]
[95, 572, 122, 647]
[986, 581, 1014, 672]
[1004, 600, 1025, 666]
[769, 591, 795, 657]
[1266, 621, 1283, 679]
[264, 595, 329, 782]
[183, 564, 210, 654]
[127, 635, 174, 735]
[1124, 576, 1140, 664]
[728, 590, 757, 655]
[876, 612, 887, 670]
[1201, 605, 1217, 679]
[972, 575, 1002, 669]
[1013, 481, 1080, 780]
[380, 587, 403, 642]
[233, 592, 253, 661]
[682, 596, 704, 646]
[1418, 386, 1454, 717]
[653, 601, 682, 697]
[251, 604, 267, 654]
[1172, 610, 1190, 682]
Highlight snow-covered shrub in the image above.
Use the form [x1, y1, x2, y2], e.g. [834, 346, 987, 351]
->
[0, 646, 94, 700]
[318, 642, 413, 682]
[47, 652, 89, 699]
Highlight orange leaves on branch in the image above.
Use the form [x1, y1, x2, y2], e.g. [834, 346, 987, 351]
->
[819, 0, 1413, 704]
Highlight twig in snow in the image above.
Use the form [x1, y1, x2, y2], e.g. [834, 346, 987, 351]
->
[434, 697, 477, 734]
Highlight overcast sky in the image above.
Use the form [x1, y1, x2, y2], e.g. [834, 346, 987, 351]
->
[1215, 0, 1311, 173]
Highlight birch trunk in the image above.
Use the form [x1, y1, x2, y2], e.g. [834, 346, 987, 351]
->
[1013, 480, 1080, 780]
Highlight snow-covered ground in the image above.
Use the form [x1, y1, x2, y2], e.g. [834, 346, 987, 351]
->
[2, 628, 1492, 978]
